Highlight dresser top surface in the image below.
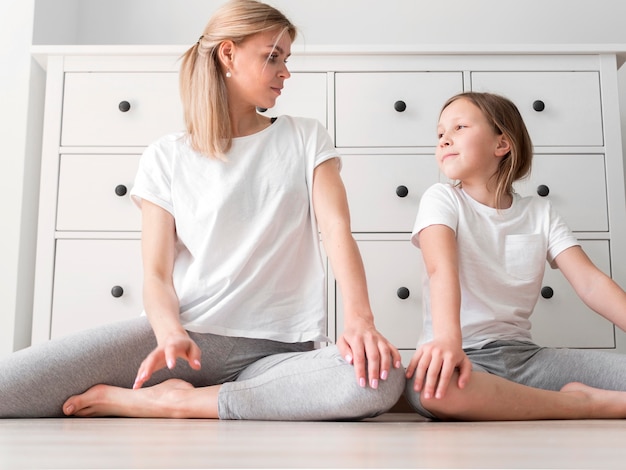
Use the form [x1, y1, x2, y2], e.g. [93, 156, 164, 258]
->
[31, 44, 626, 69]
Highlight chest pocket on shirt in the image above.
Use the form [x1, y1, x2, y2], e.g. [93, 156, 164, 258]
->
[505, 234, 545, 281]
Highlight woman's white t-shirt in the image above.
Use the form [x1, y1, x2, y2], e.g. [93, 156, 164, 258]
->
[130, 116, 338, 343]
[411, 183, 580, 349]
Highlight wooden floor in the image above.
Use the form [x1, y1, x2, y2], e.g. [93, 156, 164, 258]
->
[2, 413, 626, 469]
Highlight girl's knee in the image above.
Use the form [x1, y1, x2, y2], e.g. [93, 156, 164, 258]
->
[404, 379, 431, 418]
[403, 377, 457, 420]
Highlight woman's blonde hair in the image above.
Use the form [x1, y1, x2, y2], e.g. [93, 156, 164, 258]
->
[179, 0, 297, 159]
[442, 92, 533, 209]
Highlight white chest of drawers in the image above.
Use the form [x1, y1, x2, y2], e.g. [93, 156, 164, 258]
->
[31, 46, 626, 362]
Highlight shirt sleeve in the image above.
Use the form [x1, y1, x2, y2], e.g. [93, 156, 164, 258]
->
[129, 136, 176, 215]
[310, 118, 341, 170]
[411, 183, 459, 248]
[546, 200, 580, 268]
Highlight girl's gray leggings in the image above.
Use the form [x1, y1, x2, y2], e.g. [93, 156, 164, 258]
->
[0, 317, 405, 419]
[405, 340, 626, 419]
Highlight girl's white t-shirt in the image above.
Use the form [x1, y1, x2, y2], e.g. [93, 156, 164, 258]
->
[412, 183, 580, 349]
[130, 116, 338, 343]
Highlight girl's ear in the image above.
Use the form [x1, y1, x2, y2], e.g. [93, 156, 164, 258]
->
[495, 135, 511, 158]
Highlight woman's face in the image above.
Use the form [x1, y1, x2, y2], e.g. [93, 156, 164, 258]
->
[226, 29, 292, 111]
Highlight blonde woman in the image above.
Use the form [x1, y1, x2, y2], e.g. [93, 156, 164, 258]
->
[1, 0, 404, 420]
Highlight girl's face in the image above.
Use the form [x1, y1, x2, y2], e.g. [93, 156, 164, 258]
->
[436, 98, 508, 186]
[226, 29, 292, 111]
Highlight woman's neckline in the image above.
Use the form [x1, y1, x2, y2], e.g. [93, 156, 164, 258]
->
[232, 115, 279, 141]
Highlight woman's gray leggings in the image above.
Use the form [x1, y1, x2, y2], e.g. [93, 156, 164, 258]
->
[0, 317, 405, 419]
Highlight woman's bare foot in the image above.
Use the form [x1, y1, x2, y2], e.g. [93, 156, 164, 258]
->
[561, 382, 626, 419]
[63, 379, 220, 419]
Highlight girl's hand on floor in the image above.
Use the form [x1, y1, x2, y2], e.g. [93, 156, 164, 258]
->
[133, 332, 202, 389]
[338, 319, 402, 389]
[406, 339, 471, 399]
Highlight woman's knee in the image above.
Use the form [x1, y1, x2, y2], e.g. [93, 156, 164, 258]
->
[338, 363, 406, 418]
[382, 364, 407, 405]
[308, 346, 406, 417]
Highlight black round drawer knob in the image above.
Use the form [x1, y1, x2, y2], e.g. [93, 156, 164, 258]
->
[397, 287, 410, 300]
[396, 185, 409, 198]
[541, 286, 554, 299]
[256, 106, 268, 113]
[111, 286, 124, 298]
[115, 184, 128, 197]
[532, 100, 545, 112]
[394, 100, 407, 112]
[537, 184, 550, 197]
[118, 101, 131, 112]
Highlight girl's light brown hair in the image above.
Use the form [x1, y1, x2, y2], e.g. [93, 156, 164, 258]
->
[441, 92, 533, 209]
[179, 0, 297, 159]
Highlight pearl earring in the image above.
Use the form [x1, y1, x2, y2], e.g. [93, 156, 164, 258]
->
[226, 70, 232, 78]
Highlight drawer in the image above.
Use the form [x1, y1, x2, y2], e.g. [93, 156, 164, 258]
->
[51, 239, 143, 339]
[257, 72, 328, 128]
[61, 72, 184, 146]
[341, 155, 440, 232]
[56, 154, 141, 231]
[471, 71, 603, 147]
[532, 240, 615, 348]
[513, 154, 607, 232]
[335, 240, 423, 355]
[335, 72, 463, 147]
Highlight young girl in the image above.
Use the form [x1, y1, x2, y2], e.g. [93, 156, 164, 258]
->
[405, 91, 626, 420]
[0, 0, 404, 420]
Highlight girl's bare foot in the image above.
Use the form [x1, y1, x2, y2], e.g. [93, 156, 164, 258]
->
[63, 379, 219, 419]
[561, 382, 626, 419]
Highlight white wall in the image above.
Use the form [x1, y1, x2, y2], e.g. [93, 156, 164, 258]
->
[31, 0, 626, 46]
[0, 0, 42, 355]
[32, 0, 79, 44]
[2, 0, 626, 355]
